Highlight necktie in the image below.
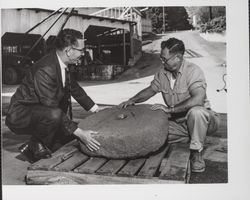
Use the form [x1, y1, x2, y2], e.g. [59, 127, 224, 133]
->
[65, 67, 73, 120]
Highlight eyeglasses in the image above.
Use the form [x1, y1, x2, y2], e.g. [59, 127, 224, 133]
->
[71, 47, 85, 53]
[160, 54, 176, 64]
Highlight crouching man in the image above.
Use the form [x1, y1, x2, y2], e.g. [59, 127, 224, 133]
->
[5, 29, 101, 163]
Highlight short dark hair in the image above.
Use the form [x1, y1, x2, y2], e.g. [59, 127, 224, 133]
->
[55, 29, 83, 50]
[161, 38, 185, 55]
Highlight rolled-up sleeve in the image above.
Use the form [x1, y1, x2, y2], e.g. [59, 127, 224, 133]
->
[150, 72, 162, 93]
[187, 66, 207, 92]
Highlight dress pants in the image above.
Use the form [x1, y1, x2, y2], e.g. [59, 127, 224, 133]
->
[8, 105, 71, 149]
[167, 106, 221, 151]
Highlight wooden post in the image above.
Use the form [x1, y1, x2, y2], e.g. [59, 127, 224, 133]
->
[209, 6, 213, 20]
[129, 24, 134, 59]
[98, 38, 101, 60]
[123, 29, 126, 66]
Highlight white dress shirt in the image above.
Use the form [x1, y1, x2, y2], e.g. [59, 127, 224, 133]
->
[56, 53, 98, 112]
[170, 74, 176, 90]
[56, 53, 67, 87]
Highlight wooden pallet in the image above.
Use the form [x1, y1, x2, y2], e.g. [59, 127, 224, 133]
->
[25, 140, 190, 185]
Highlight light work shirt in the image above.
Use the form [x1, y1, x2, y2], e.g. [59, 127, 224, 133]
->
[150, 59, 211, 108]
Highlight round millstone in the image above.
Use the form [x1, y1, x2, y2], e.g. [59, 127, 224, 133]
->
[78, 104, 169, 159]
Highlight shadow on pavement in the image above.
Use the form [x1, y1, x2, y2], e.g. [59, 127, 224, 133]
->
[2, 127, 30, 153]
[190, 160, 228, 183]
[15, 153, 33, 163]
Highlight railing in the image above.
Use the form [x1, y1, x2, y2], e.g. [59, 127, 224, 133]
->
[90, 7, 142, 37]
[90, 7, 126, 19]
[90, 7, 140, 22]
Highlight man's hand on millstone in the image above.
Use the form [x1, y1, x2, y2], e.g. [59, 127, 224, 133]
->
[118, 99, 135, 108]
[95, 106, 112, 113]
[73, 128, 100, 151]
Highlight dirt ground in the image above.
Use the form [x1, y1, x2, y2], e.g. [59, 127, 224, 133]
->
[1, 30, 227, 185]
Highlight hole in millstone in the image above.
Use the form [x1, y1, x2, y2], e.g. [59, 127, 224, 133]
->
[116, 113, 127, 120]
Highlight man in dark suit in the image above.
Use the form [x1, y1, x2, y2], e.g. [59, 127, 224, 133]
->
[5, 29, 101, 162]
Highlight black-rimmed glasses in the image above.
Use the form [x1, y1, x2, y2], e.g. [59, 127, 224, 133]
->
[160, 54, 176, 64]
[71, 47, 85, 53]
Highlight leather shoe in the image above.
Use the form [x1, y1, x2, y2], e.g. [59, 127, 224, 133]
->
[19, 140, 52, 163]
[19, 142, 35, 163]
[32, 142, 52, 160]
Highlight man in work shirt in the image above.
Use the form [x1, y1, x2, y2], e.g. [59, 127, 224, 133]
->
[119, 38, 220, 173]
[6, 29, 101, 162]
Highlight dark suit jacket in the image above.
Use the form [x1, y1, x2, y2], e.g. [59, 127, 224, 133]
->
[5, 51, 95, 134]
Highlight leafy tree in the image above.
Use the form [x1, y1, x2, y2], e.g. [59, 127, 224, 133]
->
[146, 7, 193, 33]
[185, 6, 226, 24]
[200, 16, 226, 33]
[165, 7, 193, 31]
[185, 6, 226, 33]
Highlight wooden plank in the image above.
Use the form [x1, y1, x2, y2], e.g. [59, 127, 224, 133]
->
[138, 145, 170, 177]
[28, 140, 79, 171]
[74, 157, 107, 174]
[186, 160, 191, 183]
[26, 170, 182, 185]
[118, 158, 146, 177]
[96, 159, 126, 175]
[159, 143, 190, 182]
[53, 151, 89, 172]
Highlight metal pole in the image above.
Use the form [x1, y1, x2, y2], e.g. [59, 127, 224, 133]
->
[24, 7, 68, 60]
[59, 8, 75, 32]
[25, 8, 63, 34]
[163, 7, 165, 33]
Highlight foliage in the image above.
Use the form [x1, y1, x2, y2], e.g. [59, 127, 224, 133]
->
[140, 6, 226, 34]
[198, 7, 226, 24]
[199, 16, 226, 33]
[147, 7, 193, 33]
[185, 6, 226, 25]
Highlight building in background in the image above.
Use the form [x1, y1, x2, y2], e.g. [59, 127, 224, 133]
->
[1, 7, 152, 84]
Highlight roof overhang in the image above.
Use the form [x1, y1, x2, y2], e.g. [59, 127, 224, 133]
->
[21, 8, 137, 25]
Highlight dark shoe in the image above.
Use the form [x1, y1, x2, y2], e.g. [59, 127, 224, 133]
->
[190, 150, 205, 173]
[18, 142, 36, 163]
[32, 142, 52, 160]
[19, 140, 52, 163]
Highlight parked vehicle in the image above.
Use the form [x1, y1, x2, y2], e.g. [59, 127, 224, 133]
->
[1, 32, 46, 84]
